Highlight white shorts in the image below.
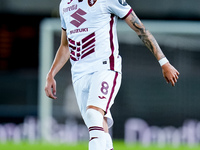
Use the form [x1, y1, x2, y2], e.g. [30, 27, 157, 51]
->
[73, 70, 121, 128]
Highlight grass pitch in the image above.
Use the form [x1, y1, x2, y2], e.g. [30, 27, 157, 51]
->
[0, 141, 200, 150]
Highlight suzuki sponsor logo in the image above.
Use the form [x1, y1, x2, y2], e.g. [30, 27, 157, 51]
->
[70, 8, 87, 28]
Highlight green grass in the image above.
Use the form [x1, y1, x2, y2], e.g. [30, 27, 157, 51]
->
[0, 141, 200, 150]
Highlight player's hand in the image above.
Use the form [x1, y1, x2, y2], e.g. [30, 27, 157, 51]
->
[45, 74, 57, 99]
[161, 62, 180, 87]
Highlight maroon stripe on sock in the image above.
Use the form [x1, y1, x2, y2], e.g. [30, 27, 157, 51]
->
[89, 126, 104, 132]
[89, 137, 98, 141]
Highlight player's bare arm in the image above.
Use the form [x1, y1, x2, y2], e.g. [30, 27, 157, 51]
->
[125, 11, 165, 60]
[45, 30, 70, 99]
[124, 10, 180, 86]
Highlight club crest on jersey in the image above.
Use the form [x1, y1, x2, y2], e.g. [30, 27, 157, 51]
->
[88, 0, 97, 7]
[118, 0, 127, 6]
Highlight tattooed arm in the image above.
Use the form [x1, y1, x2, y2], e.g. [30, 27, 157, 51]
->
[124, 10, 180, 86]
[125, 11, 165, 61]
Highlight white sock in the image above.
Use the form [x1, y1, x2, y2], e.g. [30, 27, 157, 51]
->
[89, 129, 106, 150]
[105, 132, 114, 150]
[85, 109, 106, 150]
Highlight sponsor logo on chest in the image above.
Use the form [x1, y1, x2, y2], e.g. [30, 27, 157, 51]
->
[63, 4, 78, 13]
[63, 3, 92, 34]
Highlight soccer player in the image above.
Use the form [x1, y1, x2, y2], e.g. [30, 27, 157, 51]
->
[45, 0, 179, 149]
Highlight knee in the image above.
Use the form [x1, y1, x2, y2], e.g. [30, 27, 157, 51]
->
[87, 105, 105, 116]
[85, 108, 104, 128]
[86, 108, 102, 121]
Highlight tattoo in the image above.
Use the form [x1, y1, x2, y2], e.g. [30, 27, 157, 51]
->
[130, 12, 145, 34]
[129, 12, 165, 60]
[138, 34, 154, 54]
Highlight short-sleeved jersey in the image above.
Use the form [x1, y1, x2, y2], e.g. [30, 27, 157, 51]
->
[59, 0, 132, 83]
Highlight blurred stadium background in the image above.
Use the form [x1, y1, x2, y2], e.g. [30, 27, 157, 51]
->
[1, 0, 200, 149]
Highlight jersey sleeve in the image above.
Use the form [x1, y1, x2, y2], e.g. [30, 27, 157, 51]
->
[59, 2, 67, 30]
[106, 0, 132, 19]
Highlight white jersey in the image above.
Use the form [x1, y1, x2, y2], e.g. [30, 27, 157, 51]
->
[59, 0, 132, 82]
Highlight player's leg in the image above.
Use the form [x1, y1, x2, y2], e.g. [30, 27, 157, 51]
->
[73, 73, 106, 150]
[85, 106, 114, 150]
[103, 117, 114, 150]
[85, 106, 106, 150]
[86, 70, 121, 150]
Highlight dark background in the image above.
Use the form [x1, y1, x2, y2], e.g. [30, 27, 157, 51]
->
[0, 0, 200, 139]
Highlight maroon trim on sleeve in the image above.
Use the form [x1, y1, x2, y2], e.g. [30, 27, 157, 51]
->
[121, 8, 132, 20]
[62, 27, 66, 31]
